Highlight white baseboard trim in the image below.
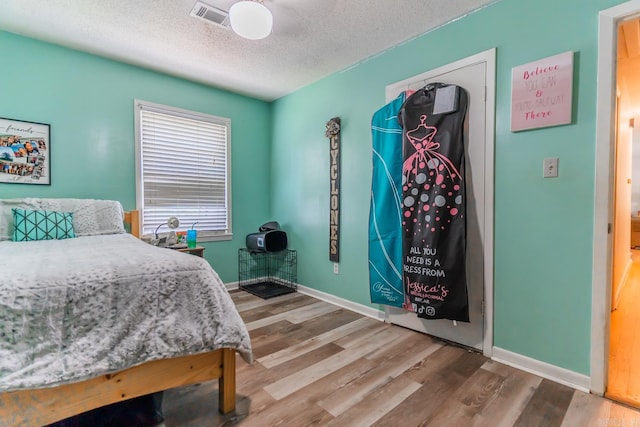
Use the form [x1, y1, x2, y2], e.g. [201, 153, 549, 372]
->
[296, 284, 386, 321]
[225, 281, 385, 322]
[492, 347, 590, 393]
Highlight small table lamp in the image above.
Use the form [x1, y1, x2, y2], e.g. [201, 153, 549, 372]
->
[155, 216, 180, 239]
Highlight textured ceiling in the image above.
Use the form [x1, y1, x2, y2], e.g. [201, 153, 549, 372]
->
[0, 0, 496, 101]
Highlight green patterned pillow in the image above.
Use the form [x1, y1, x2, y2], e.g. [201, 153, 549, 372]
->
[12, 208, 76, 241]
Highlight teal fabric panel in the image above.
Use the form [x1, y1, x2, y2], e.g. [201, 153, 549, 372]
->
[369, 91, 406, 307]
[12, 208, 76, 241]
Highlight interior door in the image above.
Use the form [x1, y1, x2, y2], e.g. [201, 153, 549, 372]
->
[384, 57, 488, 351]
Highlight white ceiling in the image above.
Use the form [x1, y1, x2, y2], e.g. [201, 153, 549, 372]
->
[0, 0, 496, 101]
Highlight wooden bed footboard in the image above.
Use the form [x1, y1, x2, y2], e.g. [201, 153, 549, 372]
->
[0, 348, 237, 427]
[0, 210, 240, 426]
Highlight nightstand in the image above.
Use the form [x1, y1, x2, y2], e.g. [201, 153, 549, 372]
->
[170, 246, 205, 257]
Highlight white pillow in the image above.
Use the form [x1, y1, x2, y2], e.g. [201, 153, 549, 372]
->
[0, 198, 41, 241]
[35, 199, 126, 236]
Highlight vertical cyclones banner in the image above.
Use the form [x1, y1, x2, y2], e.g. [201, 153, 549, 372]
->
[399, 83, 469, 322]
[326, 117, 341, 262]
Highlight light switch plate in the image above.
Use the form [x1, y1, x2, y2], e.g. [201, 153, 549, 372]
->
[543, 157, 559, 178]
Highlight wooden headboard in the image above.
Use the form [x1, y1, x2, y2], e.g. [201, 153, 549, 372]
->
[123, 210, 141, 238]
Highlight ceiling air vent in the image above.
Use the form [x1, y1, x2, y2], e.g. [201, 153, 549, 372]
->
[189, 1, 230, 28]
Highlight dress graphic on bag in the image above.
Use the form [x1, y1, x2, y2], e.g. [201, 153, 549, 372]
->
[399, 83, 469, 322]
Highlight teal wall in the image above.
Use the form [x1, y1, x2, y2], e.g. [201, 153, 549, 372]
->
[0, 31, 273, 282]
[271, 0, 626, 375]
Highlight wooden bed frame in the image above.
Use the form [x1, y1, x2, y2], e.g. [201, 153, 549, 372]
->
[0, 210, 238, 427]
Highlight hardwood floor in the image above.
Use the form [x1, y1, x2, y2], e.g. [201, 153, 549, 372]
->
[160, 290, 640, 426]
[608, 249, 640, 408]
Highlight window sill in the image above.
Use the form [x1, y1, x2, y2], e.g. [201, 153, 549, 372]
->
[197, 233, 233, 243]
[141, 232, 232, 244]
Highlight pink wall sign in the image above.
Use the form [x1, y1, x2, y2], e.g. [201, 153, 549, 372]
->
[511, 51, 574, 132]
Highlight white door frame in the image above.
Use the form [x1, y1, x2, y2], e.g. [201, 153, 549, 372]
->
[592, 0, 640, 395]
[384, 48, 496, 357]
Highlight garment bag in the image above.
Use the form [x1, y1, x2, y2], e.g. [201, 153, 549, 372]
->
[398, 83, 470, 321]
[368, 91, 408, 307]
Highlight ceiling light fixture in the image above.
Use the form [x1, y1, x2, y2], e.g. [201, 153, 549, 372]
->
[229, 0, 273, 40]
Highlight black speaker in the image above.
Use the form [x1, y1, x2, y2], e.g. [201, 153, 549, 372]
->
[246, 230, 288, 252]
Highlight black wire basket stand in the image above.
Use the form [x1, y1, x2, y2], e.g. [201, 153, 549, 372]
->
[238, 248, 297, 299]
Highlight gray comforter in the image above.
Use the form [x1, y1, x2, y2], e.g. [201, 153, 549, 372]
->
[0, 233, 252, 391]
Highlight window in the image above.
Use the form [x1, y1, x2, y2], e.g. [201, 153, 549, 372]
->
[135, 100, 232, 241]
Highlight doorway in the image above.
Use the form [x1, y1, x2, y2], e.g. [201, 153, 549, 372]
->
[607, 17, 640, 406]
[594, 0, 640, 401]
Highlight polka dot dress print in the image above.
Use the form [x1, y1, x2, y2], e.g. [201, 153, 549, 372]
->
[398, 83, 470, 322]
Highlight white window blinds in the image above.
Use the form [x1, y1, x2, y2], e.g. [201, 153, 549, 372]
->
[135, 100, 232, 240]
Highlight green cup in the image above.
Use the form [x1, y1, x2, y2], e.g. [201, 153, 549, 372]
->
[187, 229, 197, 248]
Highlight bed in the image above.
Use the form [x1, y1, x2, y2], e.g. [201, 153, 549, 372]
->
[0, 198, 252, 427]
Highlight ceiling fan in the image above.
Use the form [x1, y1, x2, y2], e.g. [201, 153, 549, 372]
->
[189, 0, 273, 40]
